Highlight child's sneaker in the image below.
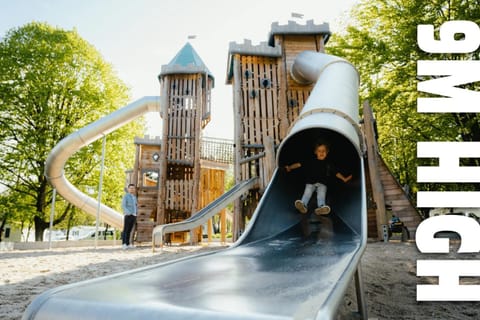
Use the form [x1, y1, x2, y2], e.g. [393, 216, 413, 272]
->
[315, 205, 331, 215]
[294, 200, 308, 214]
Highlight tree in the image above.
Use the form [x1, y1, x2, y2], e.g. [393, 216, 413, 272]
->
[0, 22, 143, 240]
[327, 0, 480, 203]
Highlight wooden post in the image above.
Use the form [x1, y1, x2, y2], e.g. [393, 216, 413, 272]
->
[220, 209, 226, 244]
[191, 74, 203, 244]
[133, 143, 140, 187]
[315, 34, 326, 53]
[207, 217, 213, 242]
[157, 76, 169, 226]
[232, 55, 243, 241]
[363, 101, 387, 240]
[276, 37, 289, 140]
[192, 75, 202, 213]
[263, 133, 276, 187]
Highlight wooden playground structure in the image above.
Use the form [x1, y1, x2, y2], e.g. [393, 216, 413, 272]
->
[126, 20, 422, 245]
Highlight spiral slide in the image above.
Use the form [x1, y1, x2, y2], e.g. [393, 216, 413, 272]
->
[44, 96, 160, 228]
[24, 52, 368, 319]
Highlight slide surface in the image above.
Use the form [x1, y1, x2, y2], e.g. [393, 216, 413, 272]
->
[24, 130, 366, 319]
[25, 52, 367, 319]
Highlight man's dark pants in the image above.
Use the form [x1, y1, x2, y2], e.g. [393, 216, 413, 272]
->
[122, 215, 136, 245]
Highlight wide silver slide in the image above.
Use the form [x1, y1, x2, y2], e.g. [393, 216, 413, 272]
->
[25, 52, 368, 319]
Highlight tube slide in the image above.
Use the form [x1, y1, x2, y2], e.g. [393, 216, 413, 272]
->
[24, 53, 367, 319]
[44, 96, 160, 228]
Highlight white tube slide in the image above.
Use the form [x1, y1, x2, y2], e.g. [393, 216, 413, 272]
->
[44, 96, 160, 228]
[284, 51, 362, 156]
[277, 51, 367, 318]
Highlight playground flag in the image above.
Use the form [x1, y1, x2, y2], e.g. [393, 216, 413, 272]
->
[291, 12, 304, 19]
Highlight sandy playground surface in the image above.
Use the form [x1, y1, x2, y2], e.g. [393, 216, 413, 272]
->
[1, 241, 479, 320]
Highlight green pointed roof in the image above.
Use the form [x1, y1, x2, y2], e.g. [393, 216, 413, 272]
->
[168, 42, 206, 69]
[159, 42, 214, 83]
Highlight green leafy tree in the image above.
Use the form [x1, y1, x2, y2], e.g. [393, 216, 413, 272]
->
[328, 0, 480, 204]
[0, 188, 35, 241]
[0, 22, 143, 240]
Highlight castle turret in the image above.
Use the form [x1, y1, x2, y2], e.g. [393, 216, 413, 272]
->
[157, 43, 214, 242]
[226, 20, 331, 239]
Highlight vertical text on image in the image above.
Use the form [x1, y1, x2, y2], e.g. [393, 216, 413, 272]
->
[416, 20, 480, 301]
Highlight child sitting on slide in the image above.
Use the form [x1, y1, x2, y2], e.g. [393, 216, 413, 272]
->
[285, 139, 352, 215]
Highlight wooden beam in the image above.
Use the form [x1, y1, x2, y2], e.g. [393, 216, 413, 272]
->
[263, 133, 276, 187]
[232, 54, 243, 241]
[363, 100, 387, 240]
[191, 74, 203, 244]
[277, 36, 289, 139]
[157, 76, 169, 225]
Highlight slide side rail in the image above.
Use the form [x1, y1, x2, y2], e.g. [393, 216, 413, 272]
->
[152, 177, 258, 249]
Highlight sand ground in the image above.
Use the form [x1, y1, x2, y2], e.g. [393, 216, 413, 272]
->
[1, 241, 479, 320]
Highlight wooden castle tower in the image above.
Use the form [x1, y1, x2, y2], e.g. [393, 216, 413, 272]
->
[157, 42, 214, 243]
[226, 20, 422, 240]
[226, 20, 331, 239]
[127, 43, 231, 243]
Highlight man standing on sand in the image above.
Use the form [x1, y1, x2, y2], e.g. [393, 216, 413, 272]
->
[121, 184, 137, 249]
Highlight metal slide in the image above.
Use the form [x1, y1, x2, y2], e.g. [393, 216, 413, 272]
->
[24, 53, 367, 319]
[44, 96, 160, 228]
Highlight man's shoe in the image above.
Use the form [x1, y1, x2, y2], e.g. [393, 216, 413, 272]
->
[295, 200, 308, 214]
[315, 205, 331, 216]
[122, 244, 127, 250]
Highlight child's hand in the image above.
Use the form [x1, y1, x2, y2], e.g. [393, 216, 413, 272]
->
[343, 175, 353, 183]
[285, 163, 301, 173]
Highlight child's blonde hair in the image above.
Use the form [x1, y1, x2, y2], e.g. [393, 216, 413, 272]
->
[313, 139, 330, 152]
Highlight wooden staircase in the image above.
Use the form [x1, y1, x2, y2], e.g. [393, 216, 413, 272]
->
[363, 101, 423, 240]
[378, 155, 422, 239]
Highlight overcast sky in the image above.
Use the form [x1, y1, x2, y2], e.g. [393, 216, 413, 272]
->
[0, 0, 358, 139]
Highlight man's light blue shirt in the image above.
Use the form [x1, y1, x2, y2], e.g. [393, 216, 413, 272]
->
[121, 193, 137, 216]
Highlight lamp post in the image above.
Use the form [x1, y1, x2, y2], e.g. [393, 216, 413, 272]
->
[95, 135, 107, 249]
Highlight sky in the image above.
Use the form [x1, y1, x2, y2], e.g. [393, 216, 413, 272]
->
[0, 0, 358, 139]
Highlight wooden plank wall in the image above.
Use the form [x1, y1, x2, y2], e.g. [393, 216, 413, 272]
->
[365, 163, 379, 238]
[238, 55, 280, 191]
[281, 35, 320, 127]
[199, 168, 225, 207]
[164, 74, 200, 225]
[240, 55, 281, 146]
[363, 102, 387, 240]
[165, 179, 194, 212]
[199, 168, 226, 242]
[134, 144, 161, 242]
[201, 77, 213, 128]
[283, 35, 322, 86]
[167, 74, 200, 164]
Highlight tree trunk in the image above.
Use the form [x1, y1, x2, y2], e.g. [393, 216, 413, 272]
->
[66, 208, 74, 241]
[0, 216, 7, 242]
[35, 174, 49, 241]
[104, 224, 109, 240]
[34, 215, 49, 241]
